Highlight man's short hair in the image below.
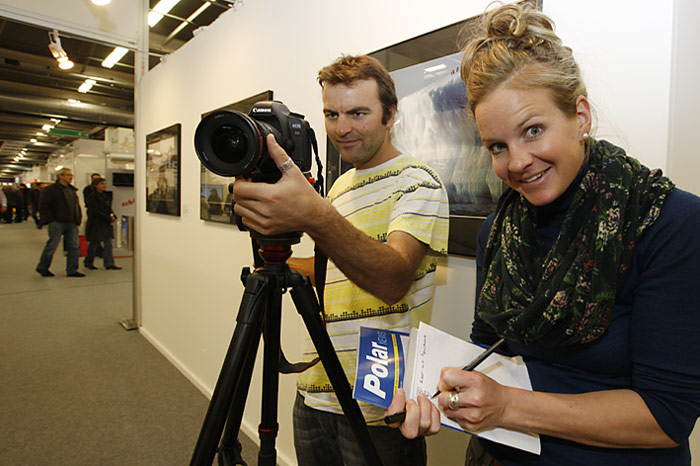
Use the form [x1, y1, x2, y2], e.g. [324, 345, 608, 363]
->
[91, 177, 106, 187]
[91, 173, 101, 179]
[56, 168, 72, 177]
[318, 55, 397, 124]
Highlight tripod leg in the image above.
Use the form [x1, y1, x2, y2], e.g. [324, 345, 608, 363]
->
[290, 280, 384, 466]
[217, 328, 261, 466]
[257, 285, 282, 466]
[190, 272, 273, 466]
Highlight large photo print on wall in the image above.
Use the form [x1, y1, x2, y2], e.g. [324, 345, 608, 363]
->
[146, 123, 181, 216]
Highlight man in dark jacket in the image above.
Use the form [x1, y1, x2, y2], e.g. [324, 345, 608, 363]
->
[35, 168, 84, 277]
[84, 177, 121, 270]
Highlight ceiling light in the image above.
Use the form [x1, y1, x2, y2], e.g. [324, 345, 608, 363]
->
[148, 0, 181, 27]
[36, 132, 46, 137]
[55, 165, 64, 171]
[91, 0, 111, 4]
[78, 78, 97, 93]
[165, 2, 211, 41]
[48, 30, 74, 70]
[42, 124, 54, 131]
[102, 47, 129, 69]
[67, 99, 81, 104]
[30, 138, 38, 143]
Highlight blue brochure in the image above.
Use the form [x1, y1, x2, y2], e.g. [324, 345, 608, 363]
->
[352, 326, 409, 409]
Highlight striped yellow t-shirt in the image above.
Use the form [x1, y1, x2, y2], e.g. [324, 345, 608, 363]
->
[297, 153, 449, 418]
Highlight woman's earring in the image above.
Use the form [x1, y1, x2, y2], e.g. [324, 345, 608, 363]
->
[581, 132, 589, 142]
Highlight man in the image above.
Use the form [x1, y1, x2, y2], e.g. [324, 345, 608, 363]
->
[84, 177, 121, 270]
[83, 173, 104, 257]
[233, 55, 449, 466]
[83, 172, 101, 206]
[36, 168, 85, 277]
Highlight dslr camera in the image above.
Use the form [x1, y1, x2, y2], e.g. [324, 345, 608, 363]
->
[194, 101, 314, 183]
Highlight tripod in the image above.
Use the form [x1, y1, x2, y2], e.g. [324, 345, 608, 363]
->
[189, 232, 384, 466]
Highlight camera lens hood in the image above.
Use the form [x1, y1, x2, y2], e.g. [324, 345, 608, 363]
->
[194, 110, 264, 177]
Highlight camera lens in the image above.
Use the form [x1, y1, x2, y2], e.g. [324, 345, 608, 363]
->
[194, 110, 264, 177]
[211, 125, 249, 164]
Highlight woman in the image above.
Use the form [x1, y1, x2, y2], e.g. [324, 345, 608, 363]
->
[85, 177, 121, 270]
[387, 4, 700, 465]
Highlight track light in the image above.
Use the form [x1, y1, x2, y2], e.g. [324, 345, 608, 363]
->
[91, 0, 111, 5]
[48, 30, 74, 70]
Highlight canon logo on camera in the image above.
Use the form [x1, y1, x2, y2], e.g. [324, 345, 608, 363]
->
[251, 107, 272, 113]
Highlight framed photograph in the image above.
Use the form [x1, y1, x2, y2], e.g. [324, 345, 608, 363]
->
[199, 90, 273, 224]
[146, 123, 181, 216]
[325, 0, 539, 256]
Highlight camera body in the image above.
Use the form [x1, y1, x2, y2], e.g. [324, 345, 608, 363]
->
[194, 101, 313, 183]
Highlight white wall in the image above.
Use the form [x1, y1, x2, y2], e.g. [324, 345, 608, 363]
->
[668, 0, 700, 458]
[667, 0, 700, 195]
[135, 1, 688, 465]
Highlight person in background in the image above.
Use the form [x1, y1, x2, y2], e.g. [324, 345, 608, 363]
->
[232, 55, 450, 466]
[388, 4, 700, 466]
[29, 182, 42, 228]
[84, 177, 121, 271]
[83, 173, 101, 206]
[0, 186, 6, 215]
[35, 168, 84, 277]
[2, 185, 17, 223]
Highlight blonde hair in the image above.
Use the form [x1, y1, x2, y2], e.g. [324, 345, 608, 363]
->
[460, 3, 586, 118]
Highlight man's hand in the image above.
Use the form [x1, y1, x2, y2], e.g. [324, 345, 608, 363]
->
[233, 134, 328, 236]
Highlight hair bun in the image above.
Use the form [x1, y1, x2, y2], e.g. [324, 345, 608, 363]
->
[483, 3, 559, 52]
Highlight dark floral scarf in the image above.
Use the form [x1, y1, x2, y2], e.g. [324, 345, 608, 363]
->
[477, 140, 675, 348]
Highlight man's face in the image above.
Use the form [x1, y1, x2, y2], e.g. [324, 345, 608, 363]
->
[58, 170, 73, 186]
[322, 79, 394, 170]
[96, 181, 107, 192]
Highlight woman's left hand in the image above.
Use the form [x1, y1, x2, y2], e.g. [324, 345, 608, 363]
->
[386, 388, 441, 439]
[436, 367, 511, 432]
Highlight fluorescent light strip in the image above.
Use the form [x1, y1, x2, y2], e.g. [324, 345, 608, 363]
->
[102, 46, 129, 69]
[148, 0, 181, 27]
[166, 2, 211, 38]
[78, 78, 97, 93]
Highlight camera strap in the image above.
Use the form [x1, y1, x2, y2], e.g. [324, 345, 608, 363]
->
[310, 127, 325, 196]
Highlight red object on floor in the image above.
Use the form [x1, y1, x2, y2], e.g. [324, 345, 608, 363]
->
[79, 235, 88, 257]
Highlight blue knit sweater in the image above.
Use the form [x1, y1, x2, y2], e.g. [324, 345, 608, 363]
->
[474, 184, 700, 465]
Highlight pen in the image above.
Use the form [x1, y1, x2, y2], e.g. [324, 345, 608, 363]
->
[430, 337, 505, 399]
[369, 337, 506, 425]
[383, 411, 406, 424]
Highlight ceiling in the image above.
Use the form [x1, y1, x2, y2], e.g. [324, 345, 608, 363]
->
[0, 0, 236, 177]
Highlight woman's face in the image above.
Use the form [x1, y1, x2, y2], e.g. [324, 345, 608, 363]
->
[475, 85, 591, 206]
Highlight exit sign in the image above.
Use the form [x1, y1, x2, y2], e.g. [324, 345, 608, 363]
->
[49, 128, 91, 138]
